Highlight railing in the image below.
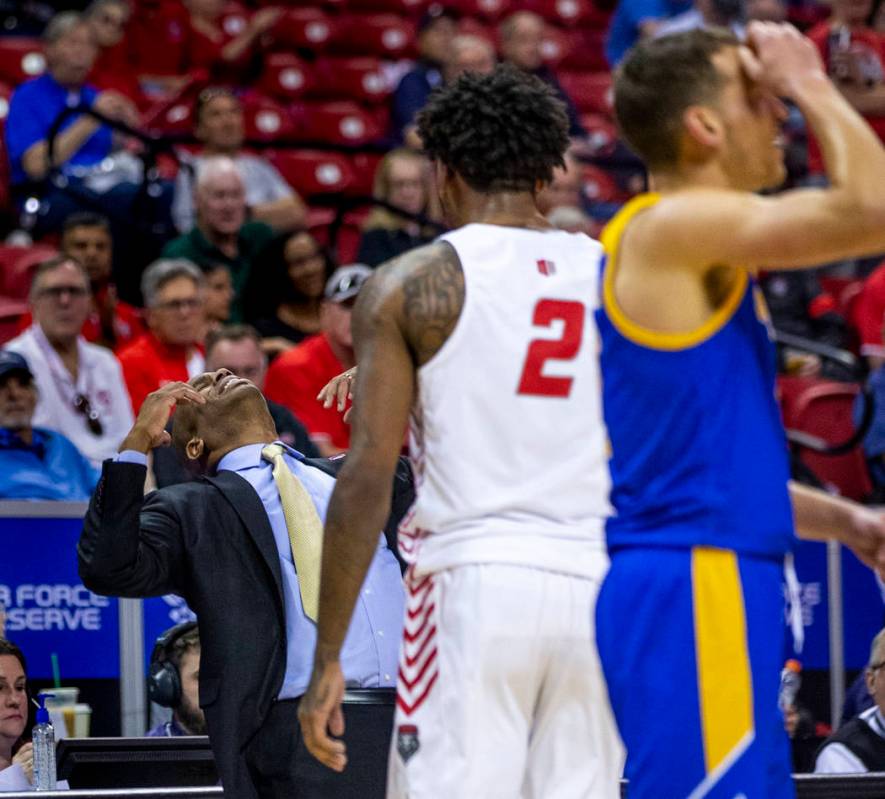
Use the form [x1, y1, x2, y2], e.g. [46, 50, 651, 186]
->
[4, 774, 885, 798]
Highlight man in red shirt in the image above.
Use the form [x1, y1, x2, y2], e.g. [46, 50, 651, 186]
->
[264, 265, 369, 456]
[806, 0, 885, 172]
[117, 259, 206, 412]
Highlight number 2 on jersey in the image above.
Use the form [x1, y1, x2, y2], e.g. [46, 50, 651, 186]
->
[517, 299, 585, 398]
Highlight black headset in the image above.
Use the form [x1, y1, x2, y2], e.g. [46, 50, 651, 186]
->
[147, 621, 198, 709]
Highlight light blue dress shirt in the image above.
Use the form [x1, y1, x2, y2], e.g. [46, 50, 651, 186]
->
[119, 443, 404, 699]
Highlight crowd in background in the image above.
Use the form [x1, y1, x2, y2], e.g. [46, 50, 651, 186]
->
[4, 0, 885, 789]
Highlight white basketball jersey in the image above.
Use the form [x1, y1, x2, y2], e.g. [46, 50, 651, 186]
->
[400, 223, 612, 579]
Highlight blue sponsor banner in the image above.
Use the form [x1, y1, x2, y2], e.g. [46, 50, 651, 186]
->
[0, 506, 119, 679]
[787, 539, 884, 670]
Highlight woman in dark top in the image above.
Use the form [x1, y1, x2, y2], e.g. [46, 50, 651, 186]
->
[244, 230, 334, 358]
[356, 148, 441, 267]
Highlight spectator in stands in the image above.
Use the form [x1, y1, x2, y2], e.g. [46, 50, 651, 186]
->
[605, 0, 693, 66]
[117, 259, 206, 413]
[62, 212, 143, 350]
[5, 11, 141, 235]
[498, 11, 586, 138]
[0, 639, 33, 788]
[202, 263, 233, 338]
[85, 0, 144, 110]
[147, 625, 207, 737]
[265, 265, 371, 456]
[816, 627, 885, 772]
[357, 149, 439, 268]
[391, 6, 458, 145]
[5, 256, 134, 465]
[172, 88, 306, 234]
[153, 324, 319, 486]
[0, 350, 98, 500]
[182, 0, 282, 81]
[537, 149, 584, 215]
[164, 157, 274, 323]
[852, 260, 885, 368]
[654, 0, 746, 38]
[806, 0, 885, 169]
[444, 34, 497, 83]
[245, 231, 333, 355]
[14, 213, 145, 351]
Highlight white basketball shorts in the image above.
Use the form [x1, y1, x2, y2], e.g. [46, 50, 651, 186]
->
[386, 561, 624, 798]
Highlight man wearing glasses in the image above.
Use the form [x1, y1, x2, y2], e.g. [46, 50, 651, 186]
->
[816, 628, 885, 773]
[117, 259, 206, 413]
[5, 256, 133, 465]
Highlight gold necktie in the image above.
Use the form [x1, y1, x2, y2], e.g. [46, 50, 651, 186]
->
[261, 443, 324, 621]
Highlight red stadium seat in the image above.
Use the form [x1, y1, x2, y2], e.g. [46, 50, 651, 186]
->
[559, 29, 608, 71]
[539, 27, 568, 67]
[268, 150, 356, 197]
[349, 152, 384, 196]
[0, 38, 45, 85]
[258, 53, 314, 101]
[293, 101, 382, 145]
[530, 0, 592, 26]
[272, 8, 334, 53]
[242, 94, 298, 142]
[558, 71, 613, 116]
[330, 14, 416, 58]
[450, 0, 514, 22]
[310, 58, 391, 103]
[581, 113, 618, 157]
[784, 379, 873, 501]
[220, 1, 252, 38]
[0, 245, 58, 300]
[346, 0, 429, 13]
[0, 297, 27, 345]
[0, 80, 12, 128]
[141, 70, 214, 137]
[457, 17, 496, 43]
[128, 1, 188, 75]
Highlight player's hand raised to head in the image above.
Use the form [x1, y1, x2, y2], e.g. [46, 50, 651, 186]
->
[742, 22, 826, 100]
[317, 367, 357, 422]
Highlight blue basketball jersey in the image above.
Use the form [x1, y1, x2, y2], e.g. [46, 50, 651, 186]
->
[596, 193, 796, 557]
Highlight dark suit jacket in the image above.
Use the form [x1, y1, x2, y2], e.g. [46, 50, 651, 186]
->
[78, 455, 413, 798]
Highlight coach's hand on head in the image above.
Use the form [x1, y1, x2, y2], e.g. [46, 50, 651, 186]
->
[298, 656, 348, 772]
[119, 382, 206, 453]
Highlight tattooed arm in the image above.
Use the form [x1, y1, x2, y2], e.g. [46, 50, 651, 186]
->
[298, 242, 464, 770]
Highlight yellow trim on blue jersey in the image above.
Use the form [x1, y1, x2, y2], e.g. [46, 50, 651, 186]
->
[601, 193, 749, 351]
[691, 547, 754, 777]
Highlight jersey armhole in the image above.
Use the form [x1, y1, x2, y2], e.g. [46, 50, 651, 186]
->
[601, 198, 749, 352]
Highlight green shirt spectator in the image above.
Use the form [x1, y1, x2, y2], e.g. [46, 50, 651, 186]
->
[162, 157, 273, 322]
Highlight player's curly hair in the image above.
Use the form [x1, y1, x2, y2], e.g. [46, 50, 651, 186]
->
[416, 64, 570, 193]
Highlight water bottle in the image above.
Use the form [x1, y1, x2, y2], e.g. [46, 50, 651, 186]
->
[32, 693, 57, 791]
[778, 659, 802, 713]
